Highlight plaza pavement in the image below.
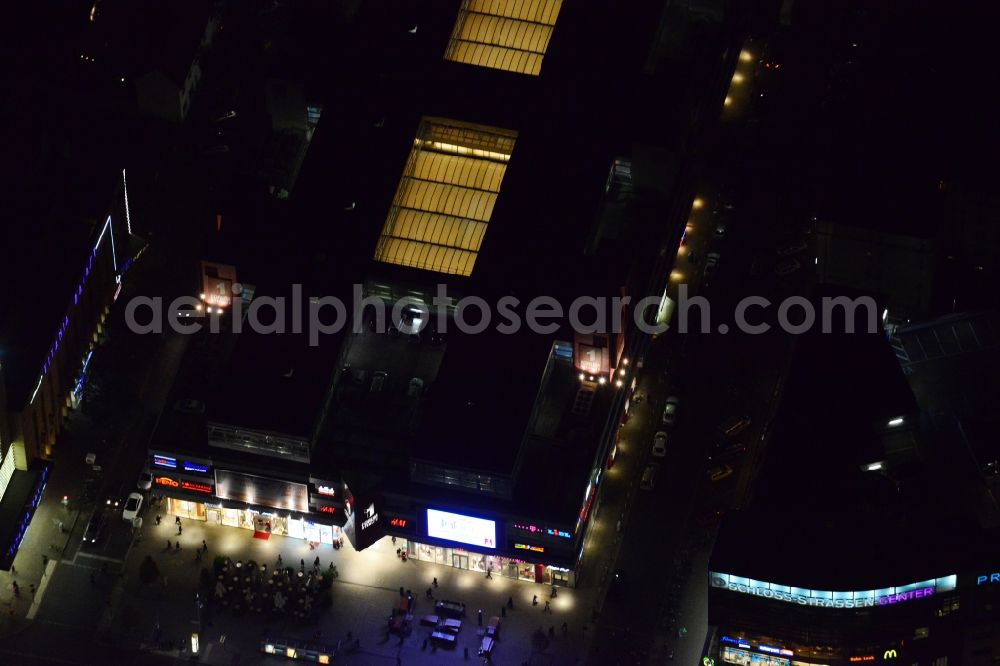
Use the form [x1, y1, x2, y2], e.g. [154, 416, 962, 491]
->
[112, 511, 598, 665]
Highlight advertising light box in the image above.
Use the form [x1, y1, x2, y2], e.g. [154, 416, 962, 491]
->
[426, 509, 496, 549]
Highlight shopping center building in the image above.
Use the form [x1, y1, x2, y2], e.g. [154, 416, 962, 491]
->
[705, 297, 1000, 664]
[146, 0, 741, 586]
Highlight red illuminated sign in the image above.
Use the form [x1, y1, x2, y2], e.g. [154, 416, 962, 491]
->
[155, 476, 179, 487]
[181, 480, 212, 494]
[319, 506, 336, 514]
[389, 518, 408, 528]
[849, 658, 874, 663]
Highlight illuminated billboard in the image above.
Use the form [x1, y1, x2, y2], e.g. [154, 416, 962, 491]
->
[215, 470, 308, 513]
[426, 509, 496, 549]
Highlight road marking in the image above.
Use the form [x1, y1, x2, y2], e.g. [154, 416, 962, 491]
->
[76, 552, 124, 564]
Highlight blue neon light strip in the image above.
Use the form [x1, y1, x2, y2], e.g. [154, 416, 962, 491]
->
[183, 462, 209, 473]
[153, 456, 177, 468]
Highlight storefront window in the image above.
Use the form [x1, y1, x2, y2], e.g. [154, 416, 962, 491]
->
[417, 543, 435, 562]
[287, 517, 305, 540]
[167, 498, 206, 521]
[517, 562, 535, 582]
[469, 552, 485, 572]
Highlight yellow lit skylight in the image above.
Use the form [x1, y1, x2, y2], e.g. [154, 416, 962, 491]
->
[444, 0, 563, 76]
[373, 118, 517, 277]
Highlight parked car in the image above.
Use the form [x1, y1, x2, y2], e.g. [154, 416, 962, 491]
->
[137, 470, 153, 491]
[652, 431, 668, 458]
[719, 415, 752, 438]
[710, 441, 747, 461]
[774, 258, 802, 276]
[662, 395, 680, 426]
[84, 510, 106, 544]
[122, 492, 143, 522]
[708, 465, 734, 482]
[640, 463, 660, 491]
[776, 240, 808, 257]
[696, 508, 726, 527]
[704, 252, 721, 278]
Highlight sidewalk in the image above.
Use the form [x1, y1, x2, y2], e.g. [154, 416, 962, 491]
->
[114, 512, 598, 664]
[0, 413, 93, 639]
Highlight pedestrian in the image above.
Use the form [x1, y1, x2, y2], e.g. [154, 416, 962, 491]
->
[507, 596, 513, 609]
[155, 515, 161, 526]
[314, 556, 320, 569]
[432, 577, 438, 588]
[561, 621, 568, 637]
[175, 516, 181, 526]
[399, 586, 404, 597]
[548, 625, 555, 638]
[202, 540, 208, 553]
[501, 605, 506, 618]
[277, 555, 283, 567]
[166, 539, 172, 550]
[9, 565, 15, 576]
[422, 637, 428, 649]
[391, 536, 396, 545]
[12, 581, 19, 598]
[532, 594, 538, 606]
[426, 587, 433, 599]
[478, 608, 483, 626]
[300, 559, 305, 571]
[544, 600, 550, 613]
[177, 524, 182, 536]
[42, 555, 48, 568]
[407, 594, 414, 612]
[175, 541, 180, 551]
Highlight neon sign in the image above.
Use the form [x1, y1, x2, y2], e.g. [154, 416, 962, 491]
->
[719, 636, 750, 649]
[154, 455, 177, 468]
[155, 476, 179, 487]
[319, 506, 336, 514]
[977, 572, 1000, 585]
[512, 522, 571, 539]
[515, 543, 545, 553]
[316, 485, 337, 496]
[849, 658, 874, 663]
[183, 462, 210, 473]
[389, 518, 408, 528]
[710, 572, 956, 609]
[181, 481, 212, 494]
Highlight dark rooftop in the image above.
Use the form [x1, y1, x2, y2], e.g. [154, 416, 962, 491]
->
[0, 85, 124, 408]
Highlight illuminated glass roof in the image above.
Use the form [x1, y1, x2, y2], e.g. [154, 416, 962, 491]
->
[444, 0, 563, 76]
[373, 118, 517, 277]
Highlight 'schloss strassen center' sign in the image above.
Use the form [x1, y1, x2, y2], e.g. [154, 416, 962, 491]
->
[710, 572, 957, 609]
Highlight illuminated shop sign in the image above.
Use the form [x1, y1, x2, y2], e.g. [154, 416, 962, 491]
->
[360, 503, 379, 531]
[849, 657, 875, 663]
[719, 635, 751, 649]
[316, 485, 336, 497]
[319, 506, 335, 514]
[427, 509, 496, 549]
[182, 481, 213, 494]
[710, 572, 957, 609]
[884, 650, 898, 660]
[977, 572, 1000, 585]
[155, 476, 179, 487]
[183, 461, 210, 474]
[512, 522, 571, 539]
[153, 455, 177, 469]
[515, 543, 545, 553]
[389, 518, 408, 528]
